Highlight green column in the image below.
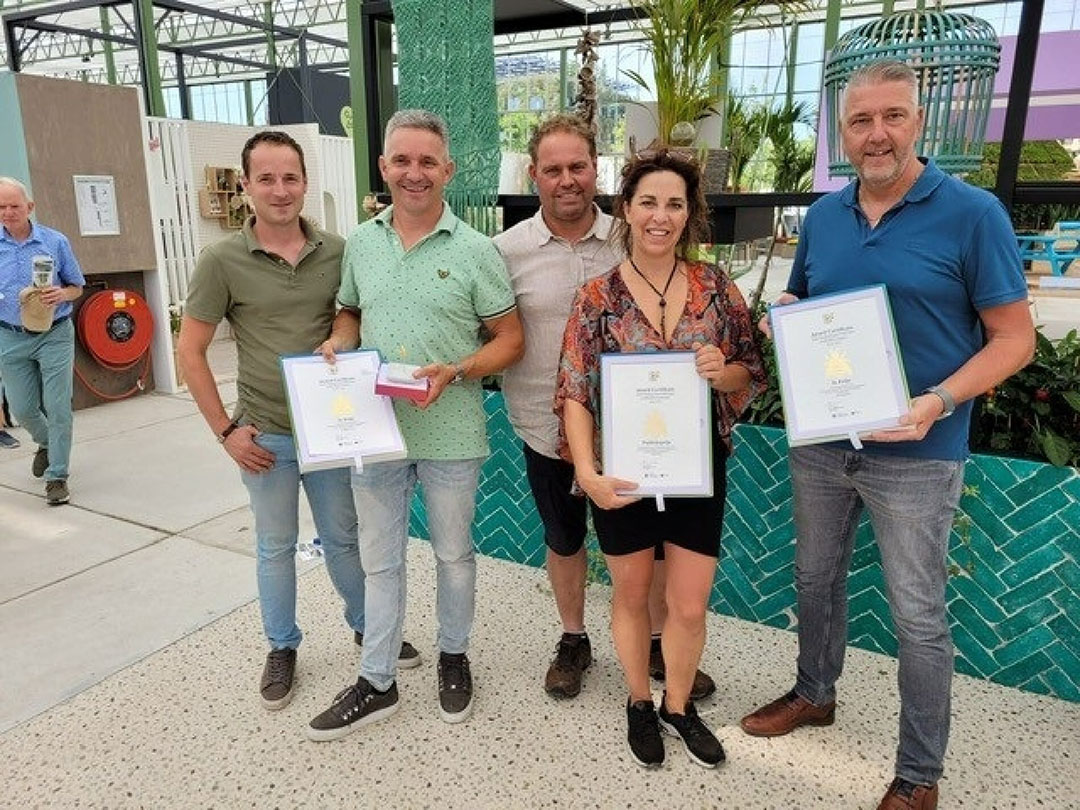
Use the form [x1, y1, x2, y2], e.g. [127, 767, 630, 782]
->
[823, 0, 842, 53]
[264, 0, 277, 70]
[135, 0, 165, 116]
[347, 0, 372, 219]
[100, 6, 117, 85]
[559, 47, 568, 111]
[244, 80, 255, 126]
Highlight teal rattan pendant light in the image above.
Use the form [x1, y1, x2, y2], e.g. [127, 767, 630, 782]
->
[822, 9, 1001, 177]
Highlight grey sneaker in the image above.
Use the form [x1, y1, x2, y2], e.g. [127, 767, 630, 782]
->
[307, 676, 399, 742]
[437, 652, 473, 723]
[626, 698, 665, 768]
[32, 447, 48, 478]
[45, 479, 69, 506]
[658, 695, 725, 768]
[260, 648, 297, 710]
[0, 430, 20, 449]
[354, 631, 422, 669]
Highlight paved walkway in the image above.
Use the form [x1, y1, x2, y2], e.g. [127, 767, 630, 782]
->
[1, 264, 1077, 807]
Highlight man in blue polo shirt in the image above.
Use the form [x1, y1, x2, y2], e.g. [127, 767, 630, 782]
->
[0, 177, 85, 505]
[739, 62, 1034, 810]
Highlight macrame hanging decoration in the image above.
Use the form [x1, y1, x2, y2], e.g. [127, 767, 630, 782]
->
[391, 0, 501, 235]
[573, 28, 601, 133]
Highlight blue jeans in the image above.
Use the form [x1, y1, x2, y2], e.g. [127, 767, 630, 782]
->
[788, 445, 963, 785]
[240, 432, 366, 650]
[0, 318, 75, 480]
[351, 457, 482, 691]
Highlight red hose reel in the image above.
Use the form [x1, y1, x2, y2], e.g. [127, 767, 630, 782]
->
[76, 290, 154, 399]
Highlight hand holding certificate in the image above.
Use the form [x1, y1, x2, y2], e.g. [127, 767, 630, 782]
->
[281, 350, 407, 472]
[770, 285, 910, 448]
[600, 352, 713, 504]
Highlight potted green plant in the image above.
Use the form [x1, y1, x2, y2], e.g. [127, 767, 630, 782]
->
[623, 0, 807, 190]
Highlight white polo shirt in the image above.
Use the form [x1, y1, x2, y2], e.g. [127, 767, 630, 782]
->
[494, 205, 623, 459]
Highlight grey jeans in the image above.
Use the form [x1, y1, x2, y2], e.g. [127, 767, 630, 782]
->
[788, 444, 964, 785]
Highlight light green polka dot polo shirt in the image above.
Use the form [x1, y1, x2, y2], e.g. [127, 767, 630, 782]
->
[340, 203, 515, 459]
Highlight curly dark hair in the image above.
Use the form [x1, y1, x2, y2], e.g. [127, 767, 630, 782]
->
[612, 149, 709, 259]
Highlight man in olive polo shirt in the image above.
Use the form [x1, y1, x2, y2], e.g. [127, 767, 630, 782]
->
[178, 131, 417, 714]
[308, 109, 523, 741]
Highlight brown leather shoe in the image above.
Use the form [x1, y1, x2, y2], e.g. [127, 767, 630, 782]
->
[739, 689, 835, 737]
[877, 778, 939, 809]
[648, 638, 717, 701]
[544, 633, 592, 698]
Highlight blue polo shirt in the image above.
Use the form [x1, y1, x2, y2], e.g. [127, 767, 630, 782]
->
[0, 222, 85, 326]
[787, 159, 1027, 460]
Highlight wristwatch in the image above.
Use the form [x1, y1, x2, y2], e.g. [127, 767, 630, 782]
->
[217, 420, 240, 443]
[923, 385, 956, 420]
[450, 362, 468, 384]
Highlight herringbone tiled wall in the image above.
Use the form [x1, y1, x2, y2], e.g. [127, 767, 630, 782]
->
[409, 393, 1080, 702]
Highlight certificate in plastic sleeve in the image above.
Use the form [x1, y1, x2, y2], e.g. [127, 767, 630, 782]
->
[281, 350, 407, 472]
[600, 352, 712, 498]
[770, 285, 910, 447]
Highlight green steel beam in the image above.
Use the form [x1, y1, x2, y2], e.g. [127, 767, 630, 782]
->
[824, 0, 842, 53]
[100, 6, 117, 84]
[264, 0, 277, 69]
[244, 77, 255, 125]
[715, 22, 732, 144]
[135, 0, 166, 115]
[558, 46, 567, 111]
[347, 0, 371, 219]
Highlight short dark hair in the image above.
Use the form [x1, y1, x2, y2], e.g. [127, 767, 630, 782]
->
[527, 114, 598, 165]
[612, 149, 709, 259]
[241, 131, 307, 178]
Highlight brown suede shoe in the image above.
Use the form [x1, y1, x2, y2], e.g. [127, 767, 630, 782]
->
[648, 638, 717, 701]
[877, 778, 939, 810]
[739, 689, 836, 737]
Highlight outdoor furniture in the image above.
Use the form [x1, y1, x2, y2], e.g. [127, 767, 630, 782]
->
[1017, 222, 1080, 276]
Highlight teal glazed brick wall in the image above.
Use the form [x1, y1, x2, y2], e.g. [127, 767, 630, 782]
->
[408, 393, 1080, 702]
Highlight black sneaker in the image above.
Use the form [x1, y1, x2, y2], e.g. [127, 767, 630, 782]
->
[626, 698, 665, 768]
[32, 446, 48, 478]
[354, 631, 422, 669]
[260, 648, 297, 710]
[649, 636, 717, 701]
[658, 695, 725, 768]
[437, 652, 473, 723]
[307, 676, 399, 742]
[544, 632, 592, 698]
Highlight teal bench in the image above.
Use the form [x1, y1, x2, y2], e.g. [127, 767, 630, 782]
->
[1018, 221, 1080, 277]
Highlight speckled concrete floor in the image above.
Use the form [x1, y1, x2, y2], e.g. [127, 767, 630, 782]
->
[1, 541, 1076, 810]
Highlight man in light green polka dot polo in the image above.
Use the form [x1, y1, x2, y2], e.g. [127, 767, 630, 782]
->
[308, 109, 524, 742]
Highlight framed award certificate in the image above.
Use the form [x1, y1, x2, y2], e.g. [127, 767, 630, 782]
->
[770, 285, 910, 447]
[281, 350, 407, 472]
[600, 352, 712, 497]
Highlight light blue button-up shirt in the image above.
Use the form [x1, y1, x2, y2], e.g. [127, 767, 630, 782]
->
[0, 222, 86, 326]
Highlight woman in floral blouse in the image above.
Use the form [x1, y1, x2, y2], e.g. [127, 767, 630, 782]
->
[555, 149, 766, 769]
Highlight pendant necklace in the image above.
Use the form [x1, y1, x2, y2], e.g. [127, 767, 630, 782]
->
[629, 256, 680, 340]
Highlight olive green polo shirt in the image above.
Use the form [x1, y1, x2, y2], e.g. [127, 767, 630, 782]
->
[185, 216, 345, 434]
[339, 203, 515, 459]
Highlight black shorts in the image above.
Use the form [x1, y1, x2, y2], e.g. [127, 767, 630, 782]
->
[591, 433, 729, 559]
[522, 442, 588, 557]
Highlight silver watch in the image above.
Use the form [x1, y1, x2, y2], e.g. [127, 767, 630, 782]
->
[924, 385, 955, 419]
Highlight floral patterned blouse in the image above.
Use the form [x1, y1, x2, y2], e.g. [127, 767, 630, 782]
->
[554, 260, 767, 468]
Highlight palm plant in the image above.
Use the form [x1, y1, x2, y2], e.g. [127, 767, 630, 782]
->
[765, 99, 816, 192]
[623, 0, 808, 146]
[725, 91, 769, 191]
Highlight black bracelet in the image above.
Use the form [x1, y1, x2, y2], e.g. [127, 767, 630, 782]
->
[217, 421, 239, 443]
